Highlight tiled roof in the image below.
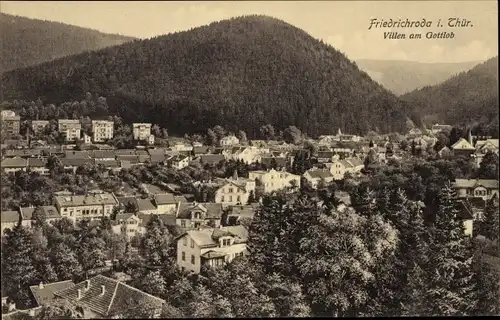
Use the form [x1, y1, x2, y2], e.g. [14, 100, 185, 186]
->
[186, 226, 248, 248]
[149, 154, 166, 163]
[92, 150, 115, 159]
[305, 169, 334, 179]
[154, 193, 177, 205]
[64, 151, 90, 159]
[1, 210, 20, 223]
[54, 275, 165, 317]
[193, 146, 211, 155]
[116, 155, 139, 163]
[136, 198, 156, 211]
[28, 157, 47, 167]
[228, 205, 258, 219]
[138, 213, 176, 227]
[60, 158, 95, 167]
[260, 157, 287, 168]
[95, 159, 120, 168]
[29, 280, 75, 306]
[453, 179, 499, 189]
[4, 149, 42, 158]
[174, 195, 188, 203]
[317, 151, 334, 158]
[1, 157, 28, 168]
[21, 206, 60, 220]
[176, 202, 223, 219]
[148, 148, 167, 156]
[114, 149, 136, 156]
[55, 193, 118, 207]
[199, 154, 225, 165]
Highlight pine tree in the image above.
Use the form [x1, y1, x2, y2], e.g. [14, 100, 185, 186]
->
[479, 199, 499, 242]
[424, 184, 476, 316]
[140, 215, 172, 266]
[2, 224, 37, 308]
[472, 248, 500, 316]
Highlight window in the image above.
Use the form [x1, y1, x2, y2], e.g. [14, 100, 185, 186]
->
[221, 196, 225, 202]
[229, 188, 234, 193]
[222, 239, 231, 247]
[237, 196, 241, 202]
[194, 212, 201, 219]
[191, 255, 195, 265]
[191, 239, 194, 248]
[182, 252, 185, 261]
[229, 196, 233, 202]
[183, 237, 187, 246]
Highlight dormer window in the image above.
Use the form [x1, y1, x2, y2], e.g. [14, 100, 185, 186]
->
[193, 212, 201, 219]
[221, 238, 231, 247]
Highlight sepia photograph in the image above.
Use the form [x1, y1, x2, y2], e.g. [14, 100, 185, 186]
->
[0, 0, 498, 318]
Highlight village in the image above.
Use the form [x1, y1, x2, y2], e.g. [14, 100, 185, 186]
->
[1, 108, 499, 318]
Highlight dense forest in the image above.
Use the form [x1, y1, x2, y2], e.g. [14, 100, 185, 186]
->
[0, 13, 135, 73]
[1, 15, 418, 138]
[402, 57, 499, 127]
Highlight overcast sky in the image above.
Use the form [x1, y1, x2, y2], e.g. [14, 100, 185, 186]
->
[1, 1, 497, 63]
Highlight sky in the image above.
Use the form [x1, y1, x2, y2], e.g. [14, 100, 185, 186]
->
[1, 0, 497, 63]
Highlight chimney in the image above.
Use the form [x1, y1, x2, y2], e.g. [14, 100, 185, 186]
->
[85, 280, 90, 290]
[77, 289, 82, 300]
[38, 282, 44, 290]
[100, 285, 105, 296]
[233, 169, 238, 181]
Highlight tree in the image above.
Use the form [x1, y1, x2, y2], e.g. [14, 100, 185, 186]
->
[140, 215, 172, 266]
[424, 184, 476, 316]
[187, 284, 233, 318]
[282, 126, 302, 144]
[50, 243, 83, 281]
[2, 224, 37, 308]
[36, 299, 83, 319]
[260, 273, 310, 317]
[477, 152, 499, 179]
[31, 206, 47, 229]
[31, 229, 58, 284]
[237, 130, 248, 144]
[478, 199, 499, 242]
[259, 124, 276, 141]
[472, 245, 500, 316]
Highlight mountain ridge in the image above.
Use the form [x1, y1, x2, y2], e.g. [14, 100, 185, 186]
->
[1, 15, 416, 137]
[0, 13, 136, 73]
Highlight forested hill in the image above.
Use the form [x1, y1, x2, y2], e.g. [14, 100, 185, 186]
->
[1, 15, 416, 137]
[402, 57, 499, 127]
[0, 13, 136, 73]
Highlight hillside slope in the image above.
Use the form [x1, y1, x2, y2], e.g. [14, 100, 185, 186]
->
[356, 59, 480, 95]
[402, 57, 498, 126]
[0, 13, 136, 73]
[1, 15, 415, 137]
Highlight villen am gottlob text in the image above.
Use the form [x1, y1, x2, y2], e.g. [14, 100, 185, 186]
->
[368, 18, 474, 40]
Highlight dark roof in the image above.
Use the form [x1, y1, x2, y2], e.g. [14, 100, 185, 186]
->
[149, 154, 166, 163]
[1, 157, 28, 168]
[260, 157, 287, 167]
[199, 154, 225, 165]
[174, 195, 188, 203]
[317, 151, 334, 158]
[306, 169, 333, 179]
[117, 196, 138, 210]
[92, 150, 115, 159]
[1, 210, 20, 223]
[60, 158, 95, 167]
[456, 200, 474, 220]
[136, 198, 156, 211]
[4, 149, 42, 158]
[193, 146, 211, 155]
[64, 151, 90, 159]
[95, 159, 120, 168]
[138, 213, 176, 227]
[114, 149, 136, 156]
[176, 202, 223, 219]
[29, 280, 75, 306]
[148, 148, 166, 156]
[21, 206, 60, 220]
[28, 158, 47, 167]
[116, 155, 139, 163]
[154, 193, 177, 205]
[53, 275, 165, 317]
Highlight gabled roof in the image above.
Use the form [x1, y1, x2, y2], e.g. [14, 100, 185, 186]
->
[451, 138, 475, 150]
[29, 280, 75, 306]
[4, 149, 42, 158]
[60, 158, 95, 167]
[1, 157, 28, 168]
[455, 200, 474, 220]
[148, 148, 167, 156]
[1, 210, 20, 223]
[260, 157, 287, 168]
[116, 155, 139, 163]
[53, 275, 165, 317]
[64, 151, 90, 159]
[185, 226, 248, 248]
[177, 202, 223, 219]
[199, 154, 225, 164]
[305, 169, 333, 179]
[476, 139, 499, 150]
[136, 198, 156, 211]
[114, 149, 136, 156]
[28, 157, 48, 167]
[138, 213, 176, 227]
[91, 150, 115, 159]
[116, 196, 138, 210]
[228, 205, 258, 219]
[21, 206, 60, 220]
[454, 179, 499, 189]
[95, 159, 120, 168]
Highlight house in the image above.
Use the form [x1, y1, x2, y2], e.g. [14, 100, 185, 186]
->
[1, 110, 20, 136]
[58, 120, 82, 142]
[153, 193, 179, 214]
[226, 146, 263, 164]
[224, 204, 258, 226]
[316, 151, 335, 163]
[303, 169, 334, 189]
[132, 123, 152, 141]
[170, 143, 193, 152]
[431, 124, 453, 135]
[455, 200, 475, 236]
[1, 210, 20, 236]
[60, 158, 95, 173]
[54, 192, 119, 224]
[20, 206, 61, 227]
[31, 120, 50, 135]
[27, 158, 49, 175]
[148, 134, 155, 145]
[214, 175, 256, 206]
[176, 202, 224, 230]
[111, 213, 145, 241]
[408, 128, 423, 136]
[53, 275, 165, 318]
[453, 179, 499, 201]
[192, 146, 212, 156]
[148, 148, 167, 164]
[65, 151, 91, 159]
[249, 169, 300, 193]
[329, 158, 364, 180]
[4, 149, 43, 158]
[1, 157, 28, 173]
[260, 156, 288, 169]
[176, 225, 248, 273]
[91, 150, 115, 161]
[29, 280, 75, 307]
[136, 198, 158, 215]
[451, 137, 475, 157]
[91, 120, 114, 143]
[198, 154, 225, 166]
[473, 139, 499, 167]
[219, 135, 240, 147]
[318, 135, 336, 145]
[169, 154, 190, 170]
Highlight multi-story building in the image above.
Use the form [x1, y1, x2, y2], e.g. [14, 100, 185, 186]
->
[53, 192, 119, 224]
[175, 202, 224, 230]
[31, 120, 50, 135]
[249, 169, 300, 193]
[453, 179, 499, 201]
[214, 175, 256, 206]
[219, 135, 240, 147]
[58, 120, 82, 142]
[303, 169, 334, 189]
[176, 225, 248, 273]
[329, 158, 364, 180]
[1, 110, 20, 136]
[132, 123, 152, 141]
[111, 213, 145, 241]
[92, 120, 114, 143]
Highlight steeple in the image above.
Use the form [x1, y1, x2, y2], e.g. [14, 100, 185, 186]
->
[337, 128, 342, 136]
[468, 129, 473, 146]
